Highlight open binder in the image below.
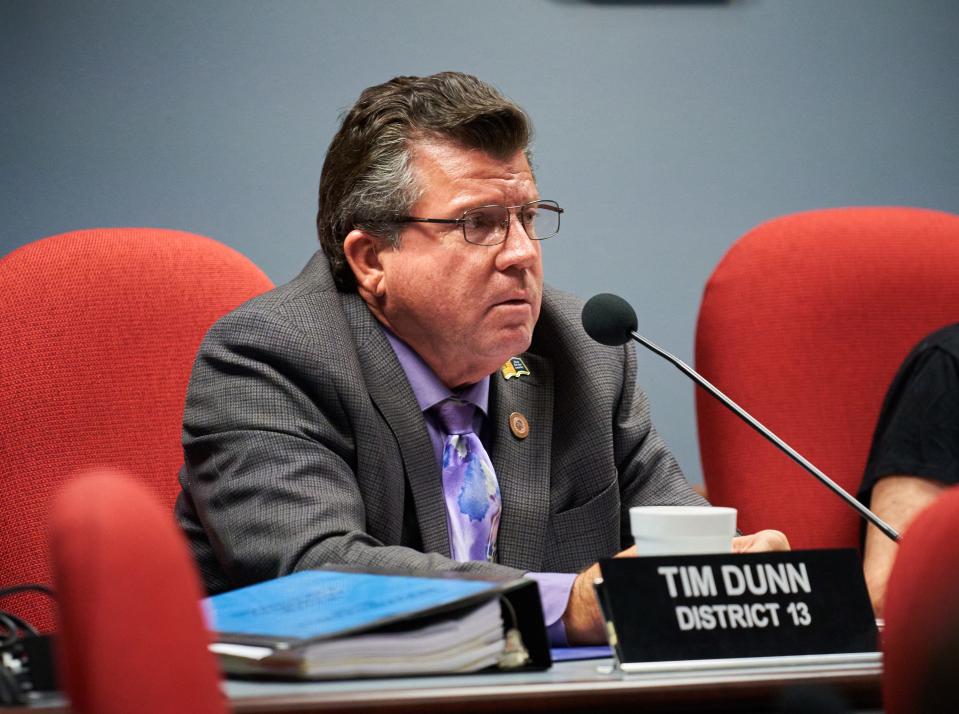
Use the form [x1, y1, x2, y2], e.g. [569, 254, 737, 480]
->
[203, 567, 550, 679]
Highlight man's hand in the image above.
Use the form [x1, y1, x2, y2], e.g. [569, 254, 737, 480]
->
[563, 546, 636, 645]
[732, 529, 790, 553]
[562, 530, 790, 645]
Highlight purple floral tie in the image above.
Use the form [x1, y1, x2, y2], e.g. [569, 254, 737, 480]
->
[433, 398, 502, 562]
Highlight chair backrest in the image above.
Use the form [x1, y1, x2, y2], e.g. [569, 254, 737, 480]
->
[0, 228, 274, 632]
[695, 207, 959, 549]
[51, 471, 227, 714]
[882, 485, 959, 714]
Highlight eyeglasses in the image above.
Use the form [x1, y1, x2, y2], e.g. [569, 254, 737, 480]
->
[395, 199, 563, 246]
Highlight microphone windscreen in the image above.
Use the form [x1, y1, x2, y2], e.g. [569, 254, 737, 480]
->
[582, 293, 638, 346]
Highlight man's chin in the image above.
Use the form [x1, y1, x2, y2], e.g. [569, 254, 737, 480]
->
[485, 328, 534, 363]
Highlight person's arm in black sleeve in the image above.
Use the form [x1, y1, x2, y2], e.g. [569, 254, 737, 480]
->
[861, 340, 959, 616]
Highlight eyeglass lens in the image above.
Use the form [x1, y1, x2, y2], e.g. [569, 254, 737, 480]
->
[462, 201, 561, 245]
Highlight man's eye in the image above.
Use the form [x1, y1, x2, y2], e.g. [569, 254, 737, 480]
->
[464, 210, 501, 231]
[462, 214, 482, 231]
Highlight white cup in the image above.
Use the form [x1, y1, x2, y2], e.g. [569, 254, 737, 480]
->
[630, 506, 737, 556]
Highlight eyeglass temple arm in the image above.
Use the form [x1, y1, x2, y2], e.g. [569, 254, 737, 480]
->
[395, 217, 463, 225]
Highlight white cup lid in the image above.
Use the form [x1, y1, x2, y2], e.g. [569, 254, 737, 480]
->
[630, 506, 737, 538]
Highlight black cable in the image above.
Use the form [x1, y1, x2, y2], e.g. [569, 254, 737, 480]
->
[0, 613, 20, 649]
[9, 613, 38, 638]
[0, 613, 28, 705]
[0, 584, 55, 601]
[0, 611, 38, 646]
[0, 583, 54, 646]
[0, 583, 58, 703]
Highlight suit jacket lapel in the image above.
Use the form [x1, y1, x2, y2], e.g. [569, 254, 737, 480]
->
[489, 353, 553, 571]
[339, 293, 451, 557]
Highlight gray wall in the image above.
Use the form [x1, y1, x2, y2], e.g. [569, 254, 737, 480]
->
[4, 0, 959, 486]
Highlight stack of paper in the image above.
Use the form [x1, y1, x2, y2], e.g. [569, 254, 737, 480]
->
[203, 570, 509, 679]
[212, 598, 504, 678]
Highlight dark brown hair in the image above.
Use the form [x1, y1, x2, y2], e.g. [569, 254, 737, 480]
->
[316, 71, 533, 290]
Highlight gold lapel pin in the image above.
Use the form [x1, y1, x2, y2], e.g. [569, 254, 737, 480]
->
[501, 357, 530, 380]
[508, 411, 530, 440]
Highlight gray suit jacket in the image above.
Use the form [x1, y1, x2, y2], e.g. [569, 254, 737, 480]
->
[175, 251, 707, 594]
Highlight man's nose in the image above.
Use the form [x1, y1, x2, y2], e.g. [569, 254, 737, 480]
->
[496, 215, 539, 268]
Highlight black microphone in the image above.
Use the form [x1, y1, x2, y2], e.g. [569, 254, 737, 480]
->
[581, 292, 901, 544]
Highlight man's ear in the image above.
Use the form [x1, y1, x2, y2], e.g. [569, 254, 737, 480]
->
[343, 229, 387, 298]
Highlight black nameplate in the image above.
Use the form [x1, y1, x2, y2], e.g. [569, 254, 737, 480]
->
[597, 549, 877, 663]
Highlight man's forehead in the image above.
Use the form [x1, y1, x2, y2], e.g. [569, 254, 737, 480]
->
[411, 139, 529, 171]
[409, 140, 536, 203]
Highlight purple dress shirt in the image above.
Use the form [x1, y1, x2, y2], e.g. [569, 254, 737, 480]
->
[384, 330, 575, 644]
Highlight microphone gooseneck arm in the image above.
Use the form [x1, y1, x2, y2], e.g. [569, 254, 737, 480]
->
[630, 329, 901, 544]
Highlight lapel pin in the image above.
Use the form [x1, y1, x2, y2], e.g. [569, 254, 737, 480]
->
[500, 357, 530, 380]
[508, 411, 530, 440]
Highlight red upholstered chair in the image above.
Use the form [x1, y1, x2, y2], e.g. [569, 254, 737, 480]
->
[882, 485, 959, 714]
[0, 228, 273, 633]
[695, 207, 959, 549]
[51, 471, 227, 714]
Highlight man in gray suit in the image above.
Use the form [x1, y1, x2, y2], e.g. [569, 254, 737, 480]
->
[176, 72, 786, 644]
